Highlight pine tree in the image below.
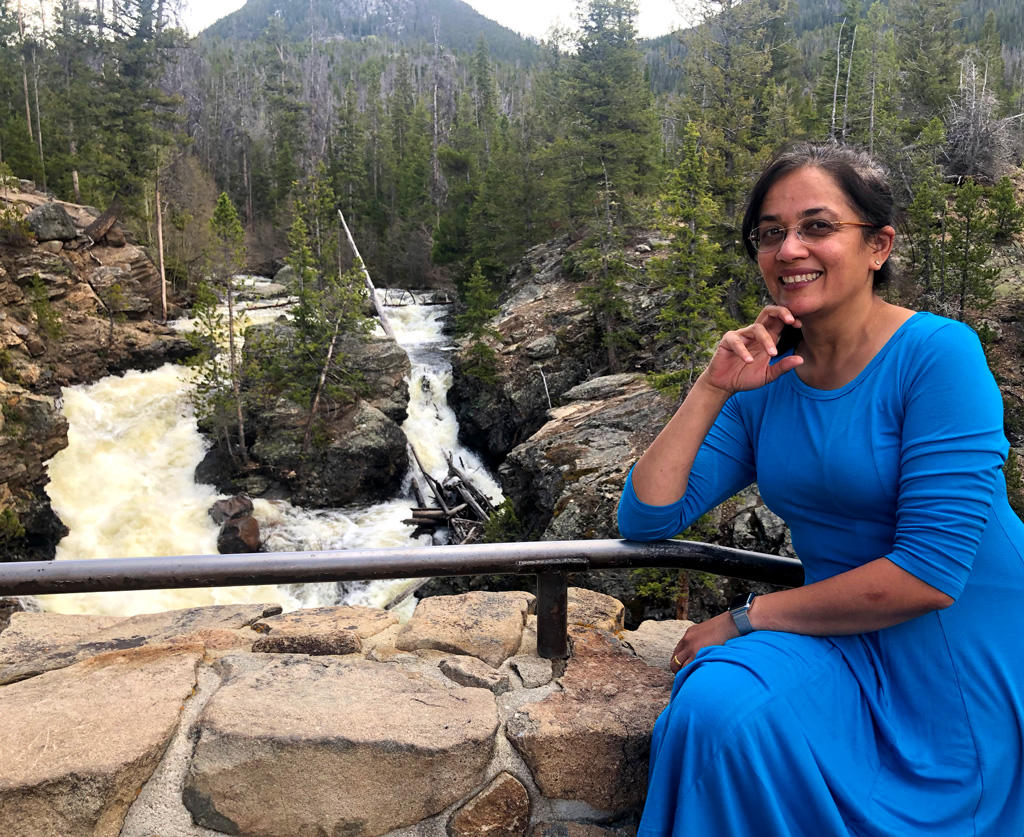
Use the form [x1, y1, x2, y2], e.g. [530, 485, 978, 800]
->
[203, 192, 250, 466]
[946, 180, 999, 323]
[562, 0, 659, 225]
[890, 0, 962, 130]
[990, 176, 1024, 245]
[650, 123, 725, 389]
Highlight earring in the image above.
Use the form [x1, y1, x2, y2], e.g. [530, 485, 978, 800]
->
[875, 260, 882, 266]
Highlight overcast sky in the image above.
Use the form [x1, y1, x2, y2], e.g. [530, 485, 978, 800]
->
[182, 0, 690, 40]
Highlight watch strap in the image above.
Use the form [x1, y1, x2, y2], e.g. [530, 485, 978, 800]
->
[729, 592, 757, 636]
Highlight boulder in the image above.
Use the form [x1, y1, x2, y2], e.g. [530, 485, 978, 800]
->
[620, 619, 692, 671]
[440, 654, 512, 694]
[510, 655, 553, 689]
[252, 630, 362, 655]
[245, 323, 411, 424]
[25, 202, 77, 242]
[185, 654, 499, 837]
[251, 398, 409, 508]
[216, 514, 262, 554]
[0, 603, 280, 685]
[0, 643, 204, 837]
[339, 333, 412, 423]
[396, 591, 535, 667]
[209, 493, 254, 524]
[272, 264, 296, 287]
[449, 772, 531, 837]
[567, 587, 625, 632]
[252, 604, 398, 640]
[506, 627, 673, 812]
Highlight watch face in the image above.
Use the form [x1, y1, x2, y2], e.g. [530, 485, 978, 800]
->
[730, 592, 755, 611]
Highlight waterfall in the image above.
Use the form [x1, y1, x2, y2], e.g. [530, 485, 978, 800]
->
[38, 286, 501, 617]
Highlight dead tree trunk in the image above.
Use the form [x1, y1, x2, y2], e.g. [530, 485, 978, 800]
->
[155, 178, 167, 323]
[337, 208, 396, 340]
[85, 197, 124, 243]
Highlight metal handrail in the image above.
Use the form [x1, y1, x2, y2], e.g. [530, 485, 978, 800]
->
[0, 539, 803, 659]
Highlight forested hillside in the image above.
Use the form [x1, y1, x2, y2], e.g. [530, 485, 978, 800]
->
[1, 0, 1023, 363]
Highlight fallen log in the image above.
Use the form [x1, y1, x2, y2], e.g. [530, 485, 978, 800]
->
[409, 504, 467, 519]
[445, 454, 497, 515]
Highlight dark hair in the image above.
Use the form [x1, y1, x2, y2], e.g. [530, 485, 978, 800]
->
[741, 141, 897, 288]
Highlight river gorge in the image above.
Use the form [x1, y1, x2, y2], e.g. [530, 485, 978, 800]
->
[39, 286, 502, 618]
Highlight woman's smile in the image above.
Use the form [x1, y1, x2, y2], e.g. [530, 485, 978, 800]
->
[779, 270, 823, 285]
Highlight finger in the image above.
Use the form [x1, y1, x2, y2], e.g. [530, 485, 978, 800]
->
[756, 305, 799, 327]
[722, 332, 756, 363]
[745, 322, 778, 357]
[765, 354, 803, 383]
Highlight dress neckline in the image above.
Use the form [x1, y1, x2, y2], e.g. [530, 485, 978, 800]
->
[783, 311, 927, 400]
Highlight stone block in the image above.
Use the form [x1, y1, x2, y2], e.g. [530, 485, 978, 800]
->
[253, 604, 398, 639]
[185, 655, 499, 837]
[620, 620, 692, 671]
[0, 644, 203, 837]
[567, 587, 624, 632]
[0, 603, 280, 684]
[396, 591, 535, 667]
[449, 772, 530, 837]
[252, 630, 362, 655]
[510, 655, 553, 688]
[440, 655, 511, 694]
[506, 627, 673, 812]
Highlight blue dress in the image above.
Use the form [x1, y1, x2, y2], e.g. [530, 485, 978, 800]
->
[618, 312, 1024, 836]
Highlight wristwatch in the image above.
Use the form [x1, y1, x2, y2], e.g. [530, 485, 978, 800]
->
[729, 592, 757, 636]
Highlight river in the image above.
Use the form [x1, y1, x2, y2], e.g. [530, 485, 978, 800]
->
[38, 285, 501, 617]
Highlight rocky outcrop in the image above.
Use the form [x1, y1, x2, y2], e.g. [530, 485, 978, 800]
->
[499, 374, 674, 543]
[250, 397, 409, 507]
[212, 322, 412, 506]
[0, 590, 676, 837]
[449, 236, 671, 465]
[0, 187, 193, 562]
[0, 380, 69, 561]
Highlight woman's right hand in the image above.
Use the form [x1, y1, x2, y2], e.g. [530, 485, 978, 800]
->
[701, 306, 804, 396]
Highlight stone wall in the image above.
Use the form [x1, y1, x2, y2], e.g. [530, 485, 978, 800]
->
[0, 589, 689, 837]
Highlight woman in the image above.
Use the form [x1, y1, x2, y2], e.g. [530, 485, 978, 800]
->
[618, 142, 1024, 836]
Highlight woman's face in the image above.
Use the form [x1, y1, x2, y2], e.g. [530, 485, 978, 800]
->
[754, 166, 893, 321]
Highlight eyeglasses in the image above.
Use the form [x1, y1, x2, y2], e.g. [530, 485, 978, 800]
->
[749, 218, 877, 253]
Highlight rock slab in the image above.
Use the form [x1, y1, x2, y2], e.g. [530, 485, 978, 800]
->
[506, 627, 673, 812]
[0, 644, 203, 837]
[185, 654, 500, 837]
[450, 772, 531, 837]
[397, 591, 535, 667]
[0, 603, 280, 684]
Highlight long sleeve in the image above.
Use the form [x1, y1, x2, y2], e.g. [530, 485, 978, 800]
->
[886, 322, 1007, 599]
[617, 392, 760, 541]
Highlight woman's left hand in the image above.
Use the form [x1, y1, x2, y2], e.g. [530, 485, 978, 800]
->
[670, 612, 739, 673]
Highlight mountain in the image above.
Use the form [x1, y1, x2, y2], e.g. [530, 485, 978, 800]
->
[200, 0, 541, 63]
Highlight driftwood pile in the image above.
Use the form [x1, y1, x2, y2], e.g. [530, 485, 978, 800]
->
[405, 446, 497, 544]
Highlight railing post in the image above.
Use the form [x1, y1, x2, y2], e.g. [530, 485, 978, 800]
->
[535, 570, 568, 660]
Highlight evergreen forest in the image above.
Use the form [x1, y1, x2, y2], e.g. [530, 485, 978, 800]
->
[2, 0, 1024, 353]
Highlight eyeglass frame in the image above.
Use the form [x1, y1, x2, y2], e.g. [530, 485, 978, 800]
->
[748, 218, 879, 253]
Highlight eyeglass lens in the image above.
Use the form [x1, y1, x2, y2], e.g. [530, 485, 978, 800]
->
[754, 219, 838, 251]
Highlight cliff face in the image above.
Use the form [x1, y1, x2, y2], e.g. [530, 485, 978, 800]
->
[0, 185, 192, 561]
